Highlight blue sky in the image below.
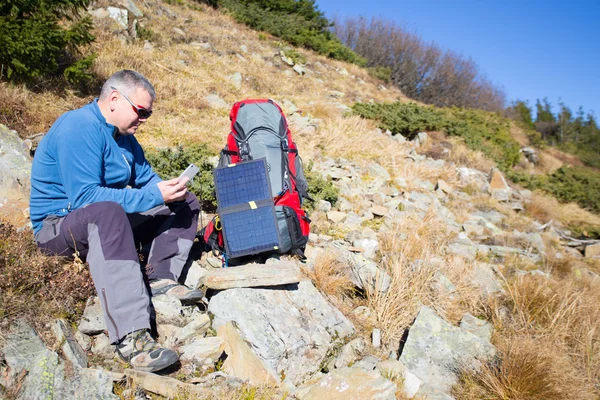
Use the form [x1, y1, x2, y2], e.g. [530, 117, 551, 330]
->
[317, 0, 599, 118]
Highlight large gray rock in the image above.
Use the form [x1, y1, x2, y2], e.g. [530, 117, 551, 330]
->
[78, 297, 106, 335]
[3, 320, 116, 399]
[0, 124, 32, 225]
[399, 306, 496, 395]
[208, 280, 354, 385]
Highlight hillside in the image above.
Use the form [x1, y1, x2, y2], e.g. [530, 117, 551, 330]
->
[1, 1, 600, 399]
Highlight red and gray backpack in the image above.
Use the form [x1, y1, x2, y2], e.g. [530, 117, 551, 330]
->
[202, 99, 311, 261]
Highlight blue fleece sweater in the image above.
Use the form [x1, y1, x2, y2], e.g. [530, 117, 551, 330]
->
[30, 100, 164, 234]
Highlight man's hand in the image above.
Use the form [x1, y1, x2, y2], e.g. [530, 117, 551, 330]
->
[157, 178, 189, 203]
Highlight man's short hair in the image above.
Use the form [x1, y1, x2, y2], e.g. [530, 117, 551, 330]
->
[100, 70, 156, 101]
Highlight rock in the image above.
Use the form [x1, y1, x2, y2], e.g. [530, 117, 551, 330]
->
[295, 367, 397, 400]
[332, 338, 366, 369]
[153, 294, 187, 327]
[293, 64, 306, 75]
[352, 238, 379, 260]
[229, 72, 242, 90]
[107, 6, 128, 28]
[202, 262, 300, 289]
[208, 281, 354, 385]
[430, 272, 458, 300]
[179, 336, 224, 363]
[399, 306, 496, 395]
[341, 250, 391, 294]
[75, 330, 92, 351]
[51, 319, 88, 368]
[91, 334, 115, 360]
[370, 205, 388, 217]
[520, 147, 539, 164]
[338, 68, 350, 76]
[204, 94, 229, 109]
[377, 360, 422, 398]
[0, 124, 33, 226]
[125, 369, 210, 398]
[240, 44, 248, 53]
[89, 8, 110, 19]
[456, 167, 489, 193]
[121, 0, 143, 17]
[316, 199, 332, 212]
[217, 322, 279, 386]
[281, 99, 298, 115]
[436, 179, 453, 194]
[372, 329, 381, 348]
[350, 306, 377, 327]
[59, 368, 119, 400]
[471, 263, 503, 295]
[4, 319, 48, 377]
[169, 313, 211, 345]
[417, 132, 428, 145]
[447, 242, 477, 261]
[183, 260, 208, 289]
[327, 211, 347, 224]
[459, 314, 493, 342]
[172, 27, 185, 36]
[585, 242, 600, 258]
[488, 168, 511, 201]
[353, 355, 381, 372]
[78, 297, 106, 335]
[368, 163, 391, 181]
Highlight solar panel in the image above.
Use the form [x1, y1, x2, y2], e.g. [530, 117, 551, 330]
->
[214, 159, 281, 258]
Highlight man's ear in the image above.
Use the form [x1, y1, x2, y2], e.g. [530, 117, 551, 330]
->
[109, 90, 119, 112]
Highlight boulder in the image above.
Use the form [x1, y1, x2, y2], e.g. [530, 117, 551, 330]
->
[584, 242, 600, 258]
[0, 124, 32, 226]
[295, 367, 397, 400]
[78, 297, 106, 335]
[179, 336, 224, 363]
[208, 280, 354, 385]
[488, 168, 511, 201]
[216, 322, 279, 386]
[399, 306, 496, 395]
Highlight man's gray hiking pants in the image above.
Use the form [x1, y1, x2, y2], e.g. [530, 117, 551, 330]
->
[35, 193, 200, 343]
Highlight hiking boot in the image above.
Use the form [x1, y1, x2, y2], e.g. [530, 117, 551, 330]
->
[149, 278, 204, 304]
[116, 329, 179, 372]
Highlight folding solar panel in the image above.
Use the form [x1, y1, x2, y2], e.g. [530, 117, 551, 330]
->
[214, 159, 281, 258]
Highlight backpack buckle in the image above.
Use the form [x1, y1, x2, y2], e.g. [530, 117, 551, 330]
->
[280, 139, 289, 151]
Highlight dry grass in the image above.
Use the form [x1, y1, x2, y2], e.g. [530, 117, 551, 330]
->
[454, 336, 595, 400]
[366, 209, 483, 348]
[524, 191, 600, 229]
[302, 251, 355, 300]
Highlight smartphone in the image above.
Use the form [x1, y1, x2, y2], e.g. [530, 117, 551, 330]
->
[178, 163, 200, 184]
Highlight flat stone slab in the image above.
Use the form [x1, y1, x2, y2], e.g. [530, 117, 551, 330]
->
[202, 262, 300, 289]
[208, 280, 354, 385]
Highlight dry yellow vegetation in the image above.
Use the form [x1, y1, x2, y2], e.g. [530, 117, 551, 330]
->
[2, 0, 600, 399]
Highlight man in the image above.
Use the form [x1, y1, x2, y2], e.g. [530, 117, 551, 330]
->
[30, 69, 201, 372]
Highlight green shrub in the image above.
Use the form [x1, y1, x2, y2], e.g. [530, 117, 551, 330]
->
[213, 0, 365, 65]
[146, 144, 219, 212]
[352, 101, 521, 170]
[367, 66, 392, 83]
[0, 0, 95, 83]
[509, 166, 600, 216]
[304, 162, 339, 212]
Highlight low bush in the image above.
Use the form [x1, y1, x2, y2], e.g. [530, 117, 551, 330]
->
[145, 144, 218, 212]
[0, 222, 94, 329]
[304, 162, 339, 212]
[353, 102, 521, 170]
[211, 0, 365, 65]
[509, 166, 600, 217]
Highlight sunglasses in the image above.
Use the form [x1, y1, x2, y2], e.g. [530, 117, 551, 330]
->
[110, 86, 153, 119]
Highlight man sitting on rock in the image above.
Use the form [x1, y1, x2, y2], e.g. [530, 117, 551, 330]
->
[29, 69, 202, 372]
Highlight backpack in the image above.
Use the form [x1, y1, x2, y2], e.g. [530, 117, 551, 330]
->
[202, 99, 311, 263]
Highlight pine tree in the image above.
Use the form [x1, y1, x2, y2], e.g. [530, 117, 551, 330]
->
[0, 0, 95, 82]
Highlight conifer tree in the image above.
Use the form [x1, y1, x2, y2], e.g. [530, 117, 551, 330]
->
[0, 0, 95, 82]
